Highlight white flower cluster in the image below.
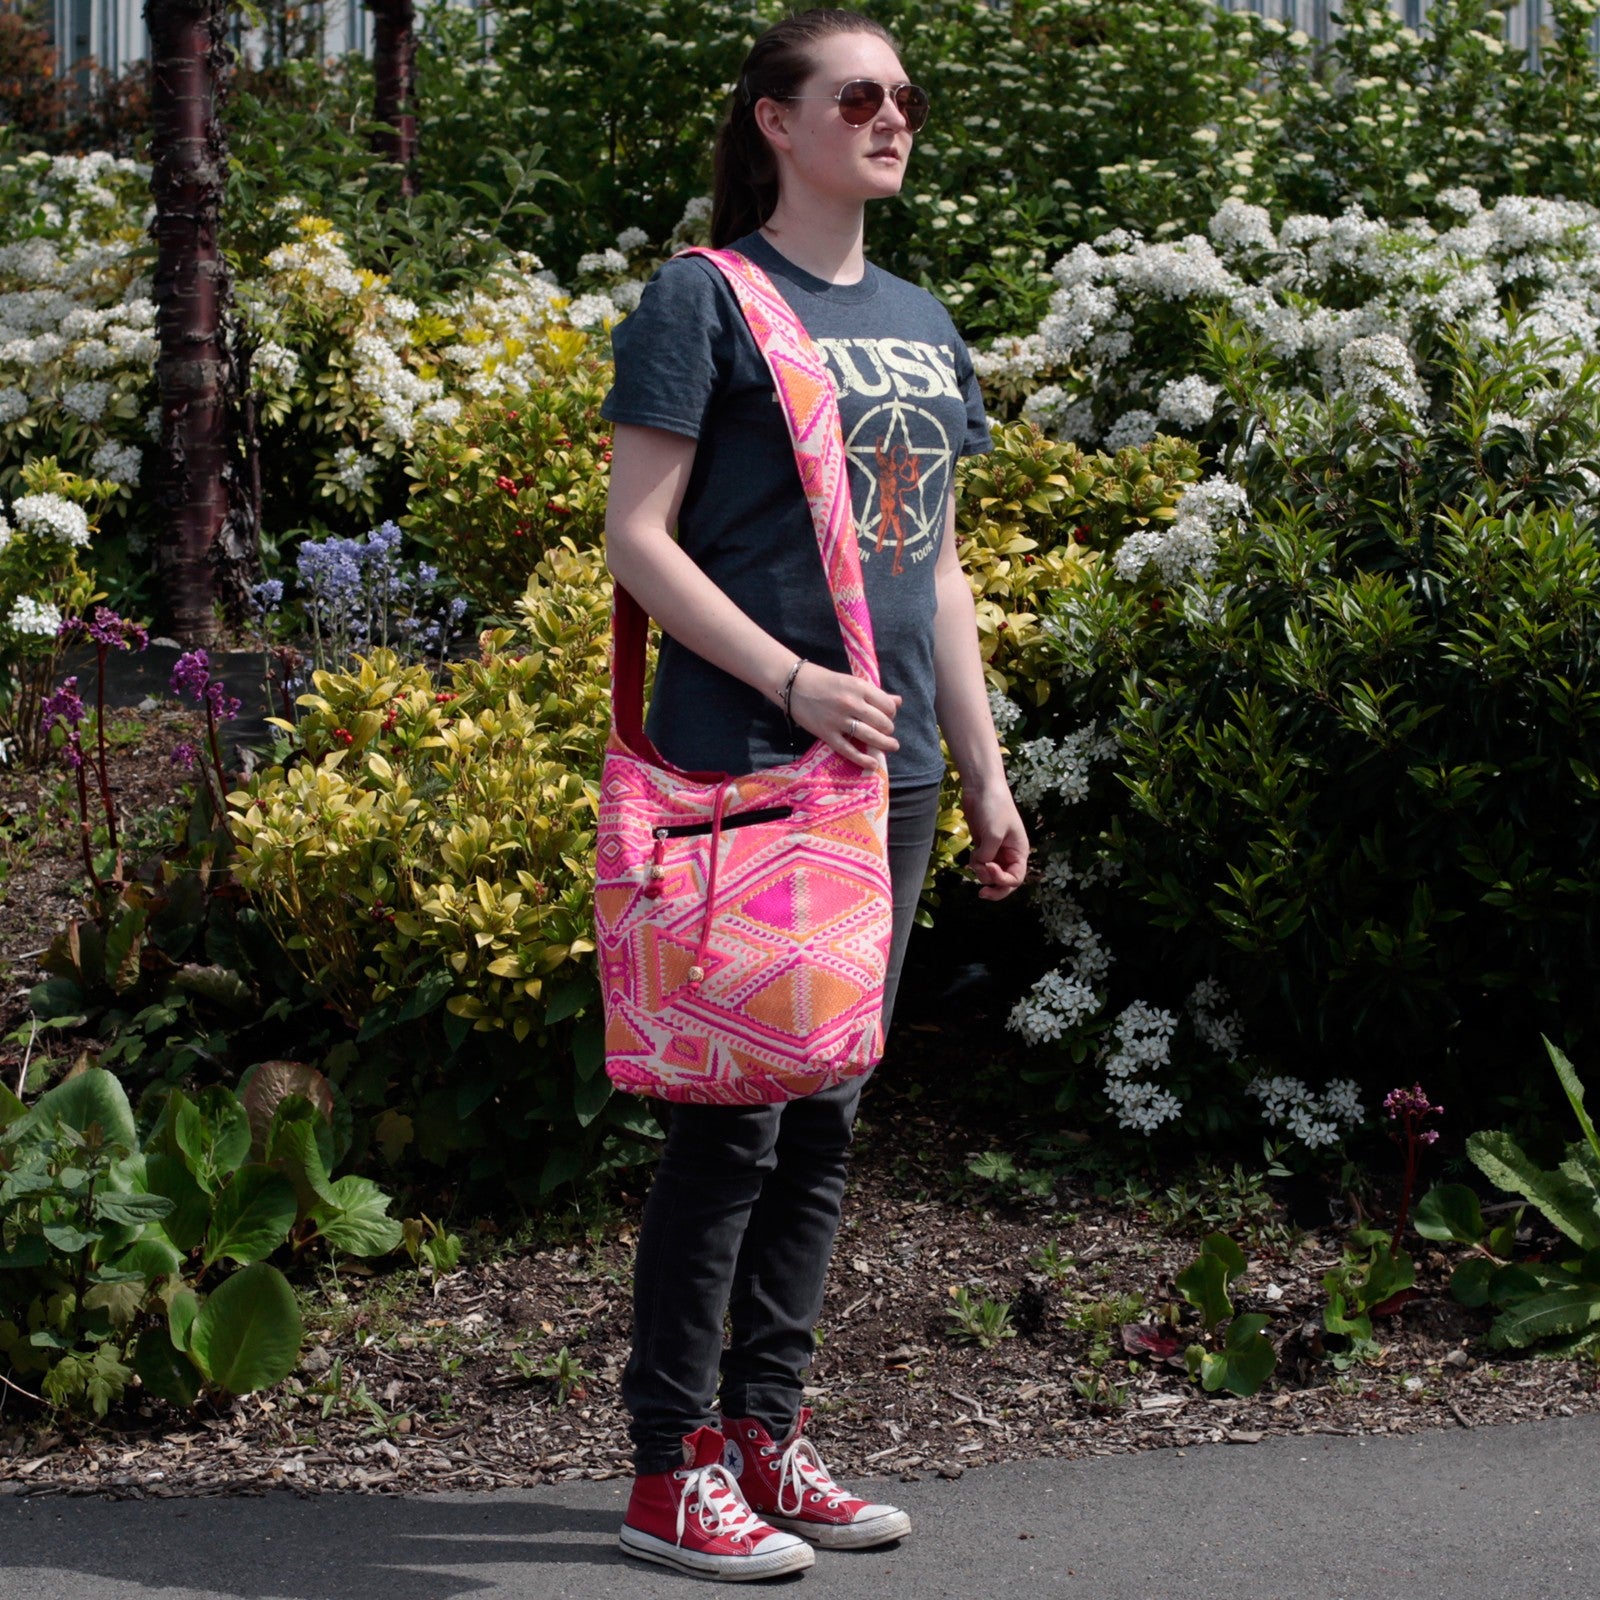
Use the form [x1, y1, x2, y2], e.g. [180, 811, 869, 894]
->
[989, 190, 1600, 448]
[577, 248, 629, 276]
[1101, 1001, 1183, 1133]
[1114, 474, 1248, 584]
[352, 331, 444, 444]
[565, 292, 620, 331]
[1007, 967, 1101, 1045]
[1246, 1074, 1364, 1149]
[13, 492, 90, 548]
[987, 686, 1022, 737]
[331, 446, 378, 494]
[616, 227, 650, 254]
[251, 340, 301, 388]
[89, 439, 141, 485]
[1187, 977, 1246, 1060]
[1008, 719, 1117, 810]
[7, 595, 63, 637]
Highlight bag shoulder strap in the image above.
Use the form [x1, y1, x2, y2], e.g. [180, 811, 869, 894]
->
[611, 247, 879, 758]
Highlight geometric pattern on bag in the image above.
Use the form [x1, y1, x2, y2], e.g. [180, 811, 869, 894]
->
[595, 249, 892, 1104]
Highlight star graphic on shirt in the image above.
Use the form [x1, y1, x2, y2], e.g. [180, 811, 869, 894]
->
[844, 400, 952, 573]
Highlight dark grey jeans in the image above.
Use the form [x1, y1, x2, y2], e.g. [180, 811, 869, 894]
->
[622, 780, 942, 1474]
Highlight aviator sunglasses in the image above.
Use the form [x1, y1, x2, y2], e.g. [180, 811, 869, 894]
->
[778, 79, 931, 132]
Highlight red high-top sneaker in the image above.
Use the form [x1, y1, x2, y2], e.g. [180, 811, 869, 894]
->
[620, 1424, 815, 1581]
[723, 1410, 912, 1551]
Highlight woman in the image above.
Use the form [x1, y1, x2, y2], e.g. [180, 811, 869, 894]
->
[601, 8, 1028, 1581]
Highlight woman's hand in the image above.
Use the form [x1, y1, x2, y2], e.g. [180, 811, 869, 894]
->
[961, 777, 1029, 901]
[788, 662, 901, 771]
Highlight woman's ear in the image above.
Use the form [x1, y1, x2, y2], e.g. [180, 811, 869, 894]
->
[752, 96, 795, 155]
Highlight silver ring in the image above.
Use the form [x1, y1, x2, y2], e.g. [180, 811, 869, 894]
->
[846, 717, 859, 740]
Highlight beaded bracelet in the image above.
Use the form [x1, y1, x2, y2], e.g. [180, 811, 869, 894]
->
[777, 656, 805, 726]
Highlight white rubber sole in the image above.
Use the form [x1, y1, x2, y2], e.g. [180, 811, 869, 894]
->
[619, 1524, 816, 1580]
[764, 1508, 912, 1550]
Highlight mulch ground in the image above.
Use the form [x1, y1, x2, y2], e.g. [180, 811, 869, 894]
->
[1, 709, 1597, 1500]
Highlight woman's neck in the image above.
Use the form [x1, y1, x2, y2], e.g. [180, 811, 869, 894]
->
[757, 197, 867, 285]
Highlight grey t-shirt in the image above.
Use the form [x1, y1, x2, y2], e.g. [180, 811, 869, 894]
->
[601, 231, 991, 785]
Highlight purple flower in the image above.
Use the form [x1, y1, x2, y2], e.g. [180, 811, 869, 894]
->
[170, 648, 211, 703]
[1384, 1084, 1442, 1121]
[59, 606, 149, 652]
[170, 742, 198, 771]
[205, 681, 242, 723]
[250, 579, 285, 618]
[40, 675, 85, 733]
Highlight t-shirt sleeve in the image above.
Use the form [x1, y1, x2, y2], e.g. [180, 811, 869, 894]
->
[951, 325, 992, 458]
[600, 258, 733, 440]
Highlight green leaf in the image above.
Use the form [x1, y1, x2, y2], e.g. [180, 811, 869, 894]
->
[5, 1068, 136, 1152]
[202, 1166, 298, 1267]
[266, 1109, 336, 1215]
[143, 1153, 209, 1253]
[104, 905, 147, 996]
[572, 1011, 605, 1081]
[1200, 1313, 1277, 1396]
[1487, 1284, 1600, 1350]
[92, 1190, 174, 1227]
[106, 1234, 182, 1281]
[0, 1080, 26, 1132]
[187, 1262, 304, 1395]
[169, 1286, 200, 1353]
[1451, 1257, 1496, 1308]
[572, 1067, 612, 1128]
[1545, 1036, 1600, 1168]
[82, 1277, 146, 1328]
[0, 1236, 49, 1270]
[1176, 1251, 1233, 1333]
[41, 1222, 95, 1254]
[1198, 1231, 1247, 1280]
[539, 1144, 584, 1195]
[309, 1175, 404, 1257]
[1469, 1129, 1600, 1252]
[1413, 1184, 1486, 1245]
[173, 1087, 252, 1192]
[172, 964, 255, 1012]
[133, 1325, 202, 1408]
[1323, 1288, 1372, 1342]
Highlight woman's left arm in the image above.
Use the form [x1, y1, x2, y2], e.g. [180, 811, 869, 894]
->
[932, 493, 1030, 901]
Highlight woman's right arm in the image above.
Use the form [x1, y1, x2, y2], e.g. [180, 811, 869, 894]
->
[603, 422, 900, 770]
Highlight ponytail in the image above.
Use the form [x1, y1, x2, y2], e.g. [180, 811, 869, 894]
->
[710, 8, 898, 248]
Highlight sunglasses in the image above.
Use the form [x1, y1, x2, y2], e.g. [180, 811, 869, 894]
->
[779, 79, 931, 133]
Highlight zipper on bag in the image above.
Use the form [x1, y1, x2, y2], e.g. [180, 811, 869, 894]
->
[653, 804, 793, 840]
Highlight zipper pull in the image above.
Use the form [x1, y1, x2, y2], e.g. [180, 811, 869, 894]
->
[644, 830, 666, 898]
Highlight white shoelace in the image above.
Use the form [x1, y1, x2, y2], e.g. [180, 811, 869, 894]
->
[676, 1462, 769, 1547]
[774, 1436, 847, 1517]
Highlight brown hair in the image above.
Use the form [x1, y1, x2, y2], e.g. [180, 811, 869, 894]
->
[710, 8, 899, 248]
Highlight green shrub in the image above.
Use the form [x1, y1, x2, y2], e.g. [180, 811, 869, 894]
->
[0, 1063, 399, 1416]
[403, 356, 613, 611]
[229, 546, 655, 1194]
[1004, 313, 1600, 1140]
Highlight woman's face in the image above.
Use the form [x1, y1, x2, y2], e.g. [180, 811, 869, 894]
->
[763, 31, 917, 209]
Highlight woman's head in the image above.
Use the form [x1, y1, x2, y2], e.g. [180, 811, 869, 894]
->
[711, 9, 917, 247]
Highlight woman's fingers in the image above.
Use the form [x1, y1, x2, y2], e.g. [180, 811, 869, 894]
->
[790, 666, 900, 769]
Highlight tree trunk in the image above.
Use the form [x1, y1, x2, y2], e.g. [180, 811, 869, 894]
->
[368, 0, 419, 199]
[146, 0, 235, 646]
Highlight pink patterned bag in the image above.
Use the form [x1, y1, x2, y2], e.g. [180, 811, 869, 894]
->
[595, 248, 893, 1105]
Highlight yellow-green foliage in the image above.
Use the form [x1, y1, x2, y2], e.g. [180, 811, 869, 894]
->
[955, 422, 1203, 704]
[403, 350, 612, 611]
[229, 544, 610, 1039]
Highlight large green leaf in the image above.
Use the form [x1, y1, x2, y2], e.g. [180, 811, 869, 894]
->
[0, 1080, 26, 1132]
[188, 1262, 303, 1395]
[1176, 1251, 1233, 1333]
[173, 1087, 252, 1192]
[92, 1191, 174, 1227]
[1413, 1184, 1485, 1245]
[5, 1068, 136, 1152]
[132, 1325, 202, 1408]
[202, 1166, 298, 1267]
[1545, 1036, 1600, 1167]
[1487, 1284, 1600, 1350]
[1451, 1257, 1496, 1308]
[1469, 1130, 1600, 1251]
[143, 1153, 210, 1253]
[266, 1108, 337, 1215]
[310, 1176, 404, 1258]
[1200, 1313, 1277, 1396]
[168, 1286, 200, 1353]
[107, 1234, 183, 1281]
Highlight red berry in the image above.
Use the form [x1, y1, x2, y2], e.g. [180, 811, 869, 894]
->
[496, 475, 517, 495]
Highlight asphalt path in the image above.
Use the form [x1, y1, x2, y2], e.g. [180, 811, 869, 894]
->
[3, 1414, 1596, 1599]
